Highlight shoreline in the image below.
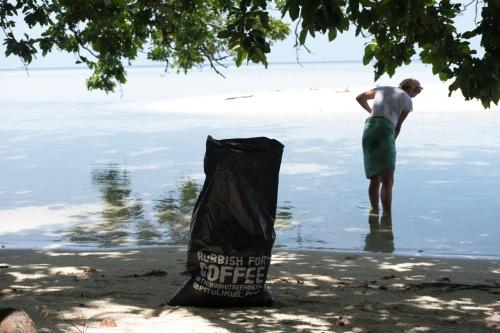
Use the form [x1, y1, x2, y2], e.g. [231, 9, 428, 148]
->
[3, 244, 500, 262]
[1, 247, 500, 332]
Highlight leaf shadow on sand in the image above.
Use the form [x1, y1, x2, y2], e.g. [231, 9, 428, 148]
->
[1, 248, 500, 332]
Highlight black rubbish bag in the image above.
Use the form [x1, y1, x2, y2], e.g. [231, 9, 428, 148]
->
[168, 135, 284, 307]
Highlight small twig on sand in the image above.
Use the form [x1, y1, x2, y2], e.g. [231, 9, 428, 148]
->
[67, 311, 90, 333]
[224, 95, 254, 101]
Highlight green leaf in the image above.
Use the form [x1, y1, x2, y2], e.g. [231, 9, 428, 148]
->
[217, 30, 232, 38]
[235, 50, 246, 67]
[289, 3, 300, 21]
[309, 26, 316, 38]
[362, 43, 376, 65]
[299, 28, 308, 45]
[253, 47, 268, 67]
[438, 72, 448, 81]
[461, 31, 476, 39]
[481, 99, 490, 109]
[328, 28, 337, 41]
[355, 25, 362, 36]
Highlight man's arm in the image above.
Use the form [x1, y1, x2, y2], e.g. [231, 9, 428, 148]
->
[395, 111, 410, 139]
[356, 89, 376, 113]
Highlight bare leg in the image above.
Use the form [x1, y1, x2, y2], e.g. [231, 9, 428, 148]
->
[380, 170, 394, 216]
[368, 211, 379, 225]
[369, 175, 381, 213]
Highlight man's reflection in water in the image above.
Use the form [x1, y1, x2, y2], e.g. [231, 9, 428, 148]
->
[364, 214, 394, 253]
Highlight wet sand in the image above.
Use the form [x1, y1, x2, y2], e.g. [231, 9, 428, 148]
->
[1, 247, 500, 332]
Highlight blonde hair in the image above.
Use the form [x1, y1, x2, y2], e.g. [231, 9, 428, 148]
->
[399, 78, 421, 91]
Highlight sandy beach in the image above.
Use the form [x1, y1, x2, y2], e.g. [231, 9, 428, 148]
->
[1, 247, 500, 333]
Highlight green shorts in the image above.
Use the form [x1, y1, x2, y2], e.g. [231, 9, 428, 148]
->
[362, 117, 396, 179]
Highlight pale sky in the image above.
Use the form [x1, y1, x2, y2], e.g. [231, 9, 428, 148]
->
[0, 3, 483, 69]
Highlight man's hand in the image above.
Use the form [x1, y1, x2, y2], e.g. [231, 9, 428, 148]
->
[395, 110, 410, 139]
[356, 89, 376, 113]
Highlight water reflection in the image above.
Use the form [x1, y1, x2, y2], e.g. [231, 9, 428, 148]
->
[154, 180, 200, 244]
[63, 164, 295, 247]
[91, 165, 145, 223]
[275, 201, 294, 228]
[363, 214, 394, 253]
[64, 164, 152, 247]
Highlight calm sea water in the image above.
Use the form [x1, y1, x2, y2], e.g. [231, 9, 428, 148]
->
[1, 62, 499, 258]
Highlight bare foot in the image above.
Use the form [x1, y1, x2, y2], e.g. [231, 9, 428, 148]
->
[380, 214, 393, 227]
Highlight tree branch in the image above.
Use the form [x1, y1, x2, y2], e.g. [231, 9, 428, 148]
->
[198, 44, 227, 78]
[68, 27, 98, 58]
[0, 26, 30, 77]
[293, 18, 310, 67]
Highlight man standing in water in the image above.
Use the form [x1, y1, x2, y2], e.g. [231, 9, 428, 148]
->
[356, 79, 422, 217]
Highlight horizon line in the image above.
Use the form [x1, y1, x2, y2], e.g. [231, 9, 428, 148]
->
[0, 59, 424, 72]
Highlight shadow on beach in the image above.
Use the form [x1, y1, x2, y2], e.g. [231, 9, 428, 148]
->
[1, 247, 500, 332]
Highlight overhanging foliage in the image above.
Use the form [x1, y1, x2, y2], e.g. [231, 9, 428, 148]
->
[1, 0, 498, 107]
